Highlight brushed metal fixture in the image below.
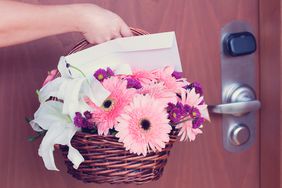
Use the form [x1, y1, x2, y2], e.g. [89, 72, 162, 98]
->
[209, 84, 261, 116]
[208, 21, 260, 152]
[229, 124, 250, 146]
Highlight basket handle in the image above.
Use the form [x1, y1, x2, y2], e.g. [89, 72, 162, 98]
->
[67, 27, 149, 55]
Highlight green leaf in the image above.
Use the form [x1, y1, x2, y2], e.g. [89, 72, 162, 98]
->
[25, 117, 33, 124]
[27, 130, 47, 142]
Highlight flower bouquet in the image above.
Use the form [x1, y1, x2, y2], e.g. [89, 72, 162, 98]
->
[28, 29, 210, 184]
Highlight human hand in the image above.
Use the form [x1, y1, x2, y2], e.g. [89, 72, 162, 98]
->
[72, 4, 133, 44]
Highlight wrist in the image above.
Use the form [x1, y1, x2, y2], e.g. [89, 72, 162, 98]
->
[64, 4, 98, 34]
[56, 4, 82, 33]
[61, 4, 84, 33]
[39, 4, 82, 34]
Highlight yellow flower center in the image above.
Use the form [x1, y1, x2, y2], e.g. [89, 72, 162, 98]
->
[98, 74, 104, 80]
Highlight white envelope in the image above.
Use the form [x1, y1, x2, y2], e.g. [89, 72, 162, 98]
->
[60, 32, 182, 78]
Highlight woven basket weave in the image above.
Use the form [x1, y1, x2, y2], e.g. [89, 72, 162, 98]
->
[59, 28, 178, 184]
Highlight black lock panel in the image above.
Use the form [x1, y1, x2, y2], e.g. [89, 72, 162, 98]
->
[223, 32, 256, 57]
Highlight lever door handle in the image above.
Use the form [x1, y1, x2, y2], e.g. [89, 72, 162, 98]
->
[208, 100, 261, 116]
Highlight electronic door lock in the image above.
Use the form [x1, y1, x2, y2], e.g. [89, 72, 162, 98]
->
[223, 32, 257, 56]
[213, 21, 259, 152]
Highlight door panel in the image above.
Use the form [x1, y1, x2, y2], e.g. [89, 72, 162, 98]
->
[0, 1, 259, 188]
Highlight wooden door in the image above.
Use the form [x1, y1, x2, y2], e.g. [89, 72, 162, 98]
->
[0, 0, 260, 188]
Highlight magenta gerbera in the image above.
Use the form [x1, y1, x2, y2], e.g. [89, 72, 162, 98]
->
[85, 77, 136, 135]
[115, 94, 172, 156]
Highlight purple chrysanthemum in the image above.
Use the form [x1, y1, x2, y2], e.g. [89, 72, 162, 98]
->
[175, 102, 184, 112]
[94, 68, 115, 82]
[183, 104, 191, 114]
[192, 117, 204, 129]
[74, 112, 85, 128]
[184, 82, 203, 96]
[171, 71, 183, 79]
[190, 107, 201, 118]
[84, 111, 92, 119]
[168, 108, 182, 124]
[94, 69, 108, 82]
[167, 102, 176, 112]
[126, 78, 142, 89]
[74, 111, 95, 129]
[167, 102, 189, 124]
[106, 67, 115, 77]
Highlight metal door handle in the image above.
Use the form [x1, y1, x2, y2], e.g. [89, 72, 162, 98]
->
[208, 100, 261, 116]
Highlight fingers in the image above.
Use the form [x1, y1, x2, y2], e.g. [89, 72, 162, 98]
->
[84, 18, 132, 44]
[92, 24, 131, 44]
[120, 21, 133, 37]
[112, 31, 122, 39]
[85, 31, 117, 45]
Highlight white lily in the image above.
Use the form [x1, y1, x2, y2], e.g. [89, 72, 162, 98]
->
[39, 57, 113, 118]
[30, 101, 84, 171]
[32, 56, 133, 171]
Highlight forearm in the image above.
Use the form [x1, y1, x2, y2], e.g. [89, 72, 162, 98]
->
[0, 2, 79, 47]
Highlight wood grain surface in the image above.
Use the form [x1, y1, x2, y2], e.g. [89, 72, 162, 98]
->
[259, 0, 282, 188]
[0, 1, 260, 188]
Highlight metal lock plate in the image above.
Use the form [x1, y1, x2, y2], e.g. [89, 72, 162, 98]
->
[220, 21, 259, 152]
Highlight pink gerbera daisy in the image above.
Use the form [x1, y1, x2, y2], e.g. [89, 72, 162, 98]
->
[180, 88, 210, 121]
[176, 88, 210, 141]
[115, 94, 172, 156]
[130, 69, 157, 84]
[139, 82, 177, 105]
[85, 77, 136, 135]
[42, 69, 58, 86]
[176, 120, 203, 141]
[152, 66, 186, 92]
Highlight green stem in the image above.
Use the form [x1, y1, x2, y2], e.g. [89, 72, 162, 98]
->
[67, 115, 72, 123]
[69, 64, 87, 78]
[170, 117, 193, 126]
[36, 89, 40, 97]
[69, 64, 91, 85]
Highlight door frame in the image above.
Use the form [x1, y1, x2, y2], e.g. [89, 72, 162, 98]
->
[259, 0, 281, 187]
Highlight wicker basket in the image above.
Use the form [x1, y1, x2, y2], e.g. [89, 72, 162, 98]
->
[59, 28, 178, 184]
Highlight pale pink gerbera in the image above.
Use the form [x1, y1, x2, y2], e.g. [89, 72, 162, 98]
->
[176, 88, 210, 141]
[152, 66, 186, 92]
[139, 82, 177, 105]
[130, 69, 157, 84]
[176, 120, 203, 141]
[115, 94, 172, 156]
[85, 77, 136, 135]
